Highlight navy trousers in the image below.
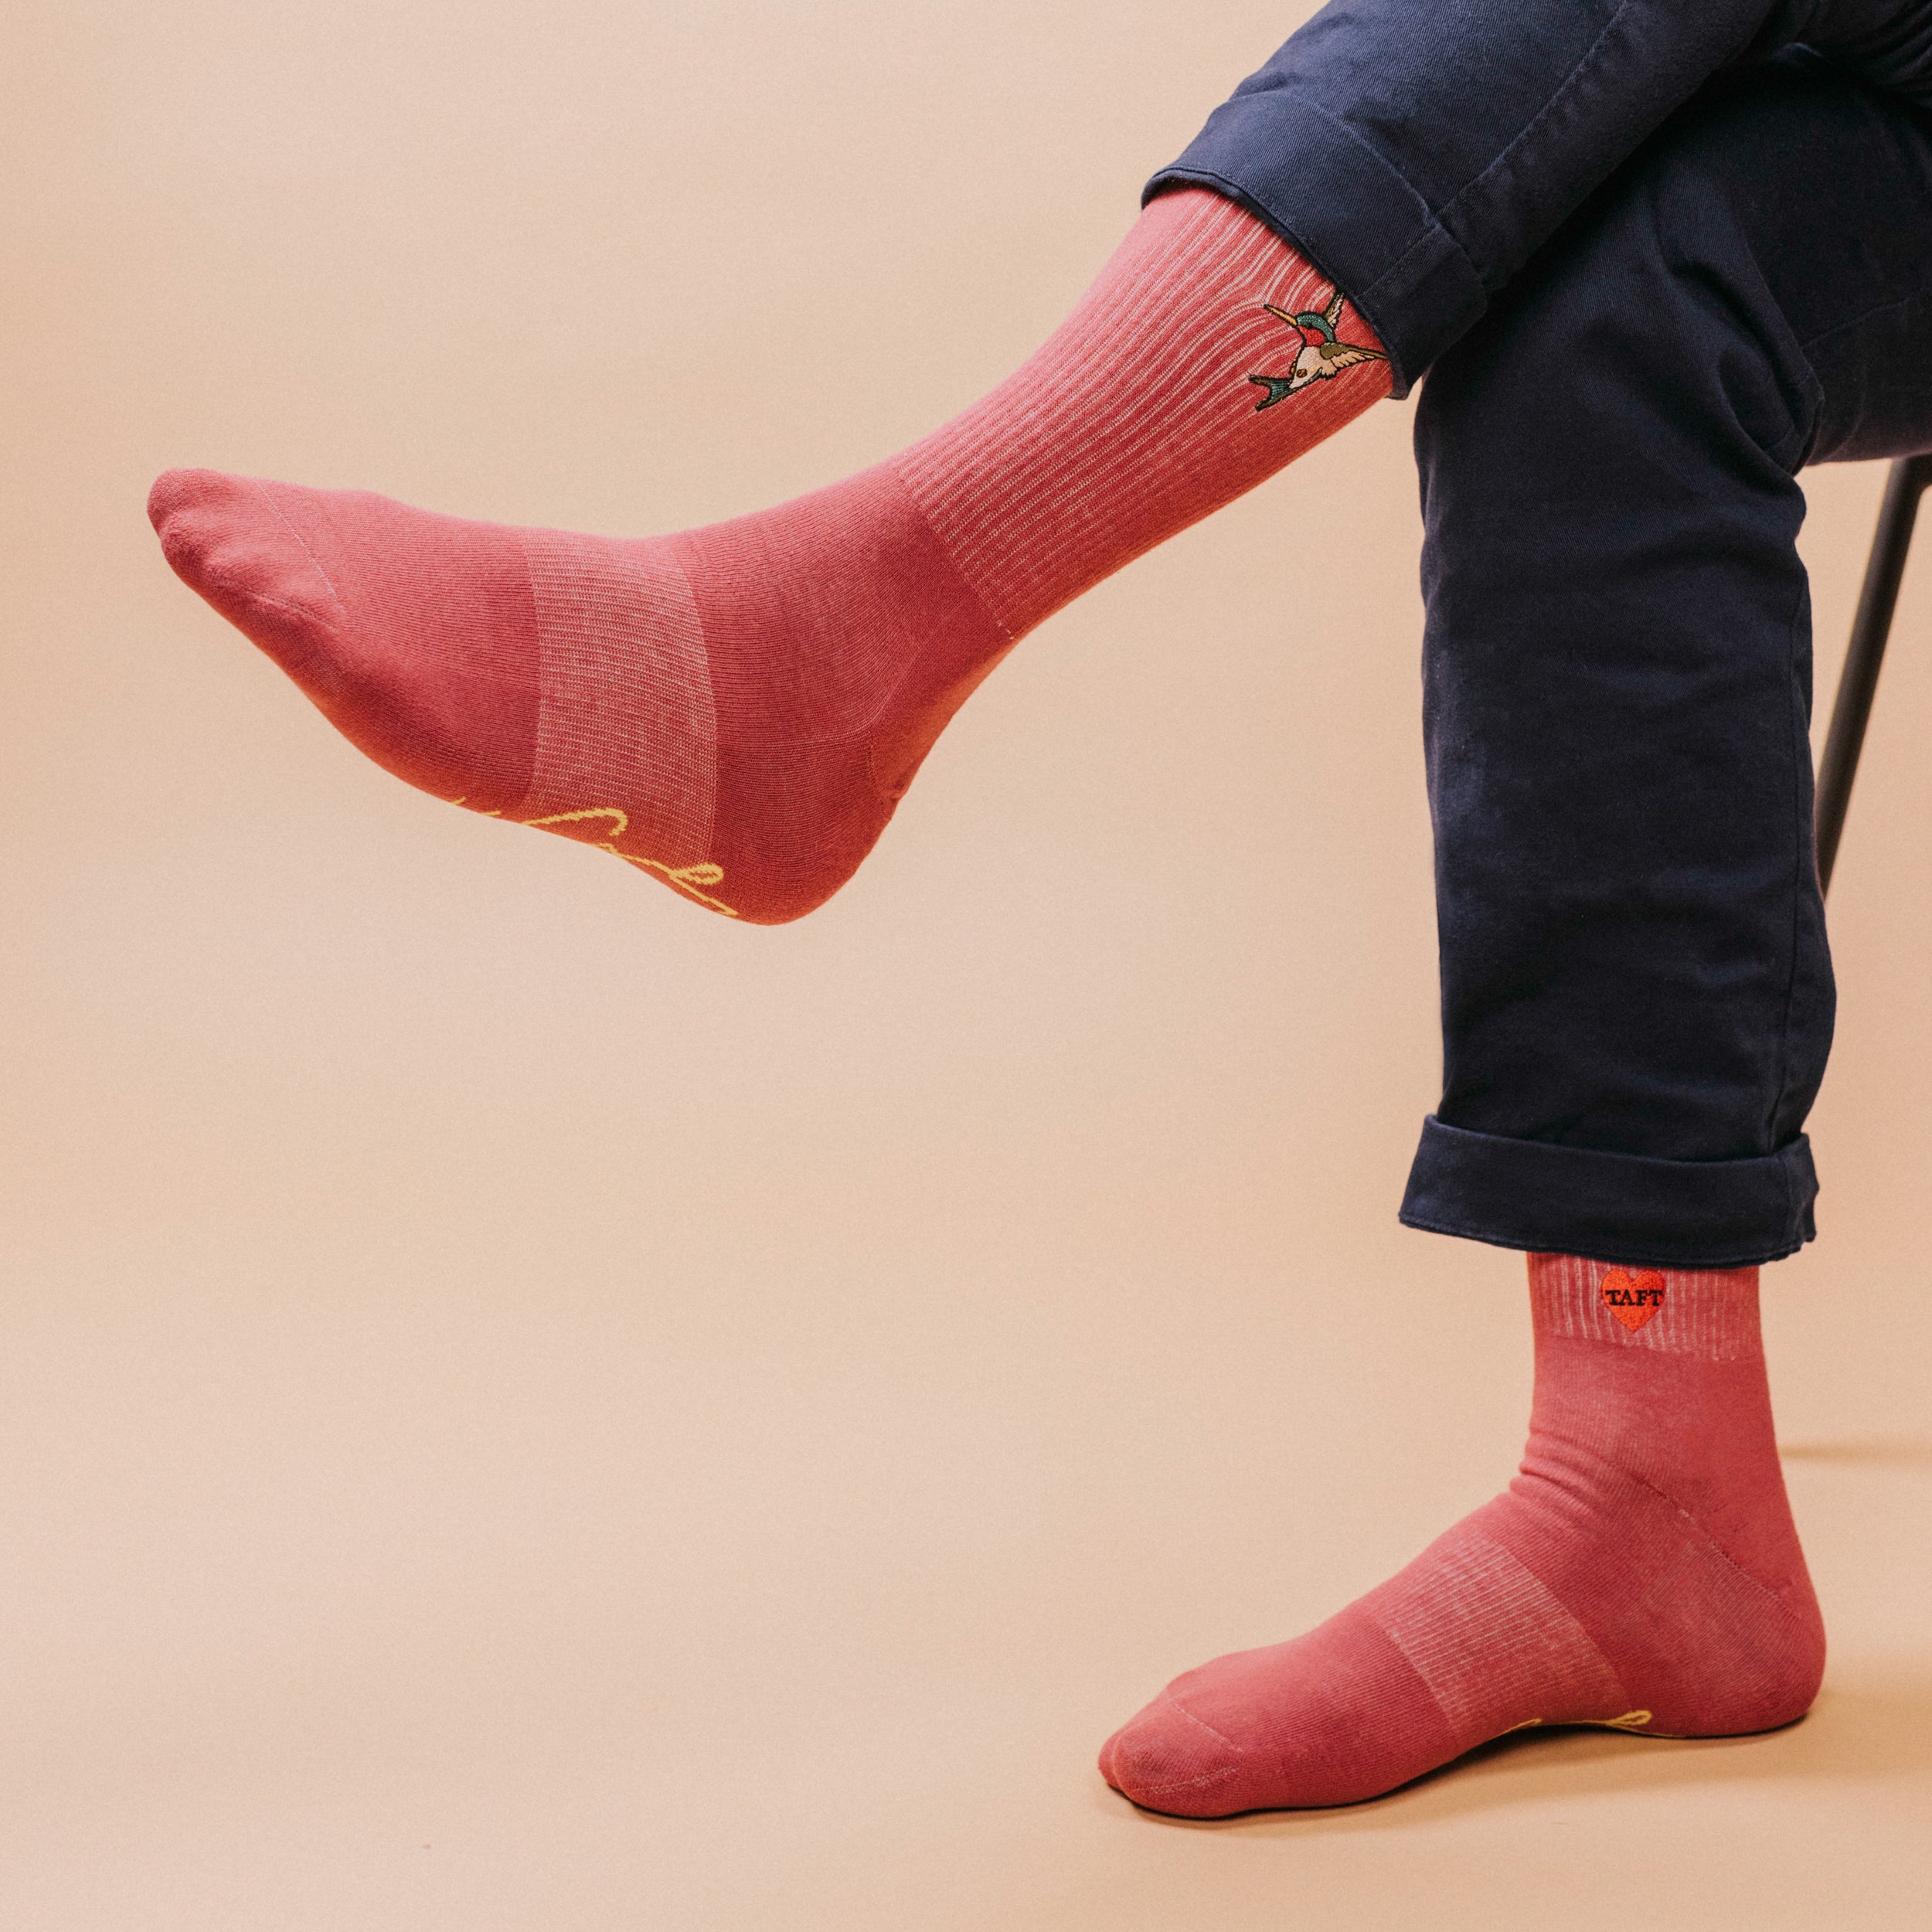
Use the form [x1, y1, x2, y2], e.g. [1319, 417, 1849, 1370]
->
[1151, 7, 1932, 1266]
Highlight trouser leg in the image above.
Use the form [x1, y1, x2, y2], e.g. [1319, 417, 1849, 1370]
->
[1148, 2, 1932, 395]
[1400, 53, 1932, 1264]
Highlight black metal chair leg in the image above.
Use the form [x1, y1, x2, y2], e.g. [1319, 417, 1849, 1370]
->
[1815, 451, 1932, 896]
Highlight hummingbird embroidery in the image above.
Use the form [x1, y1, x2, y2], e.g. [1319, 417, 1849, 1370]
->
[1247, 289, 1386, 410]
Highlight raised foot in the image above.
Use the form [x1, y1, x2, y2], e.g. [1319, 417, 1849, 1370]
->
[148, 463, 1012, 924]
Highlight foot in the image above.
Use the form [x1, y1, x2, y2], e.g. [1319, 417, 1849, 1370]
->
[1098, 1256, 1825, 1814]
[147, 192, 1386, 923]
[147, 463, 1008, 923]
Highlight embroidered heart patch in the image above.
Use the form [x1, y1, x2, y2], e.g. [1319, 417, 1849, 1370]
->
[1600, 1267, 1666, 1332]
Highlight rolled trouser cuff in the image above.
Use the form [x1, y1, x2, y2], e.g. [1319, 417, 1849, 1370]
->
[1145, 87, 1486, 399]
[1400, 1116, 1817, 1268]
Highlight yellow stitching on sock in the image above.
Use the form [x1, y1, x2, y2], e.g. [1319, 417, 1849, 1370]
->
[1499, 1717, 1543, 1735]
[518, 806, 738, 916]
[607, 846, 739, 916]
[524, 806, 631, 838]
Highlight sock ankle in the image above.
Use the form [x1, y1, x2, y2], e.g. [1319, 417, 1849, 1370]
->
[1097, 1253, 1824, 1815]
[148, 190, 1387, 923]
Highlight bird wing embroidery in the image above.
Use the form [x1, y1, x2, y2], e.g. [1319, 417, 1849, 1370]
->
[1247, 373, 1301, 410]
[1247, 290, 1387, 409]
[1316, 342, 1385, 371]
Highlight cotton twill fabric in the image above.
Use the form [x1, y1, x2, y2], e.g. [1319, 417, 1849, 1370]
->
[1155, 22, 1932, 1266]
[1148, 1, 1932, 397]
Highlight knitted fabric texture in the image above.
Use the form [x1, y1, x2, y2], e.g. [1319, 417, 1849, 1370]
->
[149, 190, 1386, 923]
[1098, 1253, 1823, 1815]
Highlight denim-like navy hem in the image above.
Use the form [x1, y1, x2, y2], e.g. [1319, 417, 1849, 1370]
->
[1399, 1116, 1817, 1268]
[1145, 87, 1487, 399]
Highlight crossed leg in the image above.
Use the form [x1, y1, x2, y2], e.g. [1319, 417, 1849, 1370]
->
[1102, 54, 1932, 1813]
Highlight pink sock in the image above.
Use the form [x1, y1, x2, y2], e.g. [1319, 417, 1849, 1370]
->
[148, 191, 1386, 923]
[1099, 1254, 1825, 1814]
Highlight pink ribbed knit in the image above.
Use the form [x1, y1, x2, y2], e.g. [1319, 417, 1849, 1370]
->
[148, 190, 1386, 923]
[1098, 1254, 1824, 1815]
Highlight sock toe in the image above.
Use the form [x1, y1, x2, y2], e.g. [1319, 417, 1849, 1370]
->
[1099, 1615, 1467, 1815]
[148, 467, 546, 808]
[146, 465, 230, 538]
[148, 468, 347, 679]
[1099, 1696, 1250, 1815]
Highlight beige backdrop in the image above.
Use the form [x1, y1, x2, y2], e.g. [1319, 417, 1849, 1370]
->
[2, 4, 1927, 1927]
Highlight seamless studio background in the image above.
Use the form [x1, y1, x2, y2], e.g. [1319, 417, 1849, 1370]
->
[2, 4, 1927, 1927]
